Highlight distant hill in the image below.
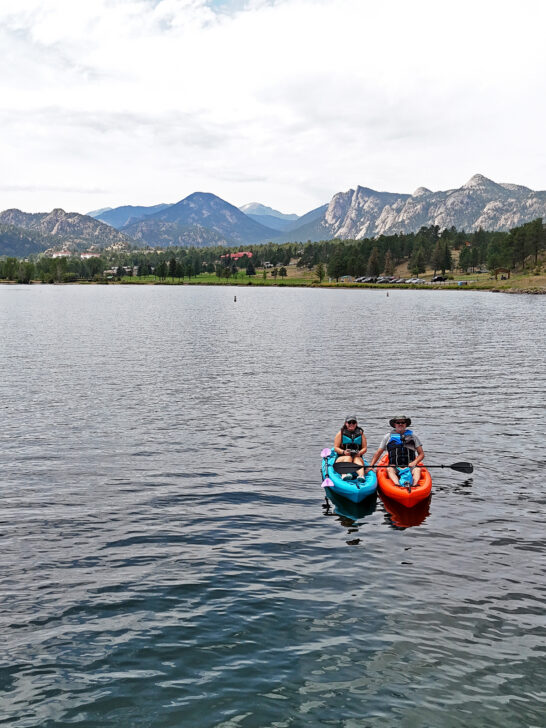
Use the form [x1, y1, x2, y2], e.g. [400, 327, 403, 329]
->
[245, 214, 299, 232]
[271, 203, 330, 241]
[239, 202, 298, 220]
[239, 202, 300, 232]
[0, 224, 63, 257]
[123, 192, 280, 246]
[86, 206, 113, 217]
[123, 221, 227, 248]
[90, 203, 172, 229]
[0, 208, 132, 255]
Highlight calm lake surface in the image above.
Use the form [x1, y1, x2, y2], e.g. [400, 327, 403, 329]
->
[1, 284, 544, 727]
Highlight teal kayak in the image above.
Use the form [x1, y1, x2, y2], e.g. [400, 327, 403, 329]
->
[321, 448, 378, 503]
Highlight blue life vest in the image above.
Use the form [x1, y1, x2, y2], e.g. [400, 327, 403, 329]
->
[387, 429, 417, 467]
[341, 426, 363, 453]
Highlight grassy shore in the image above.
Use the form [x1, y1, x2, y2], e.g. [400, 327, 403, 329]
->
[8, 263, 543, 292]
[115, 267, 546, 293]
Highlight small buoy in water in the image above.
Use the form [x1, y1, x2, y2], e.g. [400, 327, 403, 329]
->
[234, 295, 237, 302]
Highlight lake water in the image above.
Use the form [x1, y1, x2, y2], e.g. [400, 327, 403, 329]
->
[1, 284, 544, 727]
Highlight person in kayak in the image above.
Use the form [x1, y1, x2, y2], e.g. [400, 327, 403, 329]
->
[333, 415, 369, 482]
[369, 415, 425, 487]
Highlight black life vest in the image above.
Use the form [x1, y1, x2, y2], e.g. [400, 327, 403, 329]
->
[387, 430, 417, 467]
[341, 426, 363, 452]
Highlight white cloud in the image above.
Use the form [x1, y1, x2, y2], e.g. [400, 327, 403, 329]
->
[0, 0, 545, 214]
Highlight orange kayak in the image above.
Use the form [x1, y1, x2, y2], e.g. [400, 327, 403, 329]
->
[376, 453, 432, 507]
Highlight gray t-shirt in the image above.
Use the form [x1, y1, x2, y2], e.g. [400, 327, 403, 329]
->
[379, 430, 422, 451]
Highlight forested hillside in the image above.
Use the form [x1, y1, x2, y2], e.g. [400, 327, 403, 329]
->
[1, 219, 544, 283]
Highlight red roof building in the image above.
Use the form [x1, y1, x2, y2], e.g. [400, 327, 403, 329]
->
[220, 251, 253, 260]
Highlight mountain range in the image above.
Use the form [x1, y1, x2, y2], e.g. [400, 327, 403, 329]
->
[88, 174, 546, 244]
[1, 175, 545, 257]
[317, 174, 546, 240]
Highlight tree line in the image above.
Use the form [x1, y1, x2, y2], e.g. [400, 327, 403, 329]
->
[0, 219, 544, 283]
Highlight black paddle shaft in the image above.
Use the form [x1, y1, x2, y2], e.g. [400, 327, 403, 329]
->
[331, 460, 473, 474]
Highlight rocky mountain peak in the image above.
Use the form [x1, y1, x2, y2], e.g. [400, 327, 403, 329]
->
[412, 186, 432, 197]
[0, 206, 131, 252]
[311, 174, 546, 240]
[500, 182, 532, 194]
[462, 173, 497, 190]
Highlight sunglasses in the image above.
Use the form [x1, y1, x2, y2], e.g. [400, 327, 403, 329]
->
[394, 421, 407, 425]
[347, 420, 357, 425]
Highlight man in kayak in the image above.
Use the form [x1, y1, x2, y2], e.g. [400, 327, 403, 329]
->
[369, 415, 425, 487]
[333, 415, 369, 482]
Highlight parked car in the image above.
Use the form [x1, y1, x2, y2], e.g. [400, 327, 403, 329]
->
[431, 275, 447, 282]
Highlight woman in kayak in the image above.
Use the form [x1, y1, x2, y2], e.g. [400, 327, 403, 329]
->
[369, 415, 425, 487]
[333, 415, 369, 482]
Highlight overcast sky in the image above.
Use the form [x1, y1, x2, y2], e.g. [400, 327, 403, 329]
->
[1, 0, 545, 215]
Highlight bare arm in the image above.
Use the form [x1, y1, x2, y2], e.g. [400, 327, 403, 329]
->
[333, 430, 345, 455]
[409, 446, 424, 468]
[369, 447, 384, 467]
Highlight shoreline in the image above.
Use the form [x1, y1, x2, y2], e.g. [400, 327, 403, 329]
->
[2, 279, 545, 294]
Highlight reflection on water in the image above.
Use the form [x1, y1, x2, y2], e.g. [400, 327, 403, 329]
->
[0, 285, 544, 727]
[324, 489, 377, 520]
[379, 492, 431, 529]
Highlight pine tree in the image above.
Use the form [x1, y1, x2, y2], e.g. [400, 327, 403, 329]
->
[367, 247, 380, 276]
[458, 246, 471, 272]
[409, 246, 426, 276]
[527, 218, 545, 266]
[431, 241, 443, 274]
[442, 243, 452, 273]
[315, 262, 325, 283]
[156, 260, 167, 280]
[409, 246, 426, 275]
[383, 249, 394, 275]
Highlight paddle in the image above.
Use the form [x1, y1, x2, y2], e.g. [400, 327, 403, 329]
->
[321, 476, 361, 490]
[333, 460, 366, 474]
[331, 460, 473, 474]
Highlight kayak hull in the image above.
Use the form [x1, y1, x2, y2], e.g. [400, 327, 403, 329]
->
[327, 489, 377, 521]
[321, 451, 378, 503]
[376, 453, 432, 507]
